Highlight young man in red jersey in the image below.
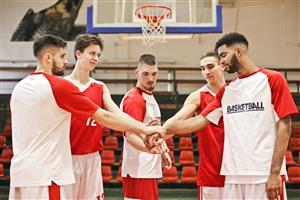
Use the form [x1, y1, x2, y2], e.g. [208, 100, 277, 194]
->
[121, 54, 171, 200]
[164, 51, 226, 199]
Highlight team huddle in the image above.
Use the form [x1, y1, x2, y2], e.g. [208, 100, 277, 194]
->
[9, 33, 298, 200]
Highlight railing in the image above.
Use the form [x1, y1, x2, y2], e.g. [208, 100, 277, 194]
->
[1, 65, 300, 94]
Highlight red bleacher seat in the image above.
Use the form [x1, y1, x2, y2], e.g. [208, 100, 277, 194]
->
[165, 138, 175, 151]
[162, 166, 178, 183]
[103, 136, 119, 150]
[287, 166, 300, 183]
[0, 148, 13, 164]
[4, 123, 11, 133]
[101, 165, 112, 183]
[168, 151, 176, 164]
[285, 151, 296, 166]
[181, 166, 197, 183]
[112, 130, 123, 137]
[0, 163, 9, 180]
[292, 126, 300, 138]
[178, 132, 193, 137]
[102, 127, 110, 137]
[289, 138, 300, 151]
[298, 152, 300, 164]
[0, 164, 4, 177]
[101, 150, 115, 165]
[179, 150, 195, 166]
[117, 167, 122, 183]
[0, 135, 6, 148]
[179, 137, 193, 150]
[2, 123, 12, 137]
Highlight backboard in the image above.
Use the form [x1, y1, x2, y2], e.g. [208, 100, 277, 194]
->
[86, 0, 222, 34]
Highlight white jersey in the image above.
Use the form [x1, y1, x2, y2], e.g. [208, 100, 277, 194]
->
[201, 68, 298, 180]
[10, 72, 98, 187]
[120, 87, 162, 178]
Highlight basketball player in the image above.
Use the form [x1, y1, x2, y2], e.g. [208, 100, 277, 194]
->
[121, 54, 171, 200]
[164, 32, 298, 200]
[9, 35, 165, 200]
[61, 34, 165, 200]
[163, 51, 225, 200]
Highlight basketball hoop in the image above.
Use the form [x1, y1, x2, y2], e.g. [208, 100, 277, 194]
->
[135, 5, 172, 47]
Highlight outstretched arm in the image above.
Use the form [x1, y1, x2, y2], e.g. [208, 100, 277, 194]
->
[91, 108, 164, 136]
[92, 85, 165, 136]
[266, 116, 292, 200]
[163, 90, 209, 136]
[164, 114, 209, 135]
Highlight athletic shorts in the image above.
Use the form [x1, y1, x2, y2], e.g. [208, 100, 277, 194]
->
[223, 182, 287, 200]
[61, 152, 104, 200]
[122, 175, 158, 200]
[9, 181, 61, 200]
[198, 186, 224, 200]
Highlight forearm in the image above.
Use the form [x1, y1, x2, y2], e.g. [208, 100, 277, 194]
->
[91, 108, 146, 134]
[163, 114, 209, 135]
[125, 132, 150, 153]
[270, 117, 292, 175]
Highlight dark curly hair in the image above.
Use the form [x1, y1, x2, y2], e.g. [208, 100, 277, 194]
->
[215, 32, 248, 51]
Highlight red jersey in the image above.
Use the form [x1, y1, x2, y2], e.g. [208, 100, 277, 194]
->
[69, 81, 104, 155]
[196, 85, 225, 187]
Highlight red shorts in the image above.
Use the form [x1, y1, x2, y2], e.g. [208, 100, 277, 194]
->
[122, 175, 159, 200]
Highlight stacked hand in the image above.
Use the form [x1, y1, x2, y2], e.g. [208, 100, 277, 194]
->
[144, 119, 172, 169]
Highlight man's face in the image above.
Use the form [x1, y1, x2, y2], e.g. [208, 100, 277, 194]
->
[51, 47, 68, 76]
[217, 44, 241, 74]
[76, 44, 102, 71]
[200, 56, 224, 84]
[136, 63, 158, 93]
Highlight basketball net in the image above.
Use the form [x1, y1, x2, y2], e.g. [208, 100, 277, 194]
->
[135, 5, 172, 47]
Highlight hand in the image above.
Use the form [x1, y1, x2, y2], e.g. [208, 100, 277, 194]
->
[144, 126, 166, 138]
[149, 146, 163, 154]
[266, 174, 282, 200]
[143, 133, 163, 150]
[161, 152, 172, 169]
[148, 119, 161, 126]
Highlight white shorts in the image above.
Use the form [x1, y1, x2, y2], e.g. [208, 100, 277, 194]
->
[60, 152, 104, 200]
[9, 181, 62, 200]
[198, 186, 224, 200]
[223, 182, 287, 200]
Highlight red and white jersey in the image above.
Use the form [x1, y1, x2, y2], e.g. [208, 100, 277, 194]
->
[67, 79, 104, 155]
[201, 68, 298, 179]
[120, 87, 162, 178]
[10, 72, 98, 187]
[196, 85, 225, 187]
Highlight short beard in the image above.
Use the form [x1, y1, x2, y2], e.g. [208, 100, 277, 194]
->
[227, 54, 241, 74]
[52, 60, 65, 76]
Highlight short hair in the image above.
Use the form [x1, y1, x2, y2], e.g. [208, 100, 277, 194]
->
[200, 51, 220, 62]
[74, 34, 104, 59]
[33, 34, 67, 57]
[138, 54, 157, 66]
[214, 32, 249, 51]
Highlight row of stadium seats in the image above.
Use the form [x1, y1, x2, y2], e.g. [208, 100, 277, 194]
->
[101, 164, 300, 184]
[102, 135, 197, 151]
[101, 149, 198, 166]
[101, 165, 198, 183]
